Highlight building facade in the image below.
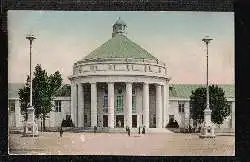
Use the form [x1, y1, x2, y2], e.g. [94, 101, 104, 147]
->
[8, 18, 235, 132]
[8, 83, 235, 131]
[69, 18, 169, 129]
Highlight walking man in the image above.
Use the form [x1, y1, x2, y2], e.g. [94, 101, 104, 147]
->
[60, 127, 63, 137]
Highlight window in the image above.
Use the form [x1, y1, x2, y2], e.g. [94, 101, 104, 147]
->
[132, 96, 136, 112]
[178, 102, 184, 113]
[103, 90, 108, 113]
[8, 100, 15, 112]
[132, 89, 136, 112]
[84, 115, 87, 124]
[55, 100, 61, 112]
[116, 95, 124, 112]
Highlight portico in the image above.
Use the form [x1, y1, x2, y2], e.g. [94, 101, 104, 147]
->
[68, 17, 170, 130]
[70, 80, 168, 129]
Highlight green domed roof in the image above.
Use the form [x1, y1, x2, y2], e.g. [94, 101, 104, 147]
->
[82, 34, 158, 61]
[114, 17, 127, 26]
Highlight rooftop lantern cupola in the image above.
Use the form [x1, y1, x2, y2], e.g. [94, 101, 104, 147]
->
[112, 17, 127, 37]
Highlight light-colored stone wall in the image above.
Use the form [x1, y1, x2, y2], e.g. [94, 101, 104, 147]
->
[168, 99, 235, 129]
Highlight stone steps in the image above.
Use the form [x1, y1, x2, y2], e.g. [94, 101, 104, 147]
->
[67, 127, 173, 133]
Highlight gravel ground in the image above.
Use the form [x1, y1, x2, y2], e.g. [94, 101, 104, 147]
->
[9, 132, 234, 156]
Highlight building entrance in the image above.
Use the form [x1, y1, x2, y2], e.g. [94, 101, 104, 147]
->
[132, 115, 137, 128]
[103, 115, 108, 127]
[116, 115, 124, 128]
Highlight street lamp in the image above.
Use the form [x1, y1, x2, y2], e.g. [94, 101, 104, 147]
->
[200, 36, 215, 138]
[25, 34, 37, 138]
[202, 36, 212, 111]
[26, 34, 36, 107]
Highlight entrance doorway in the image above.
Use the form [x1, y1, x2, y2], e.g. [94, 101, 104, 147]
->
[116, 115, 124, 128]
[132, 115, 137, 128]
[103, 115, 108, 127]
[84, 115, 88, 127]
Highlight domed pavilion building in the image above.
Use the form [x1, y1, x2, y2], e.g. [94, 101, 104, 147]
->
[68, 17, 170, 130]
[8, 18, 235, 133]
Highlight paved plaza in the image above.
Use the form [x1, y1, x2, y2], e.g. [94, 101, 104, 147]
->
[9, 131, 234, 156]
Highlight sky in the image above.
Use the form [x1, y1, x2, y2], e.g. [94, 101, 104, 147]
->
[8, 11, 234, 85]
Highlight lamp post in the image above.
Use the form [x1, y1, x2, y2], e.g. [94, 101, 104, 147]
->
[200, 36, 215, 138]
[26, 34, 36, 138]
[26, 34, 36, 107]
[202, 36, 212, 111]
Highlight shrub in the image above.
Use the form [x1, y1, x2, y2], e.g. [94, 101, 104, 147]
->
[61, 118, 74, 127]
[166, 118, 179, 128]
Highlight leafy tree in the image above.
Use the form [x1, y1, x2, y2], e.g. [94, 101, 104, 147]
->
[18, 76, 30, 121]
[33, 64, 62, 131]
[190, 85, 230, 126]
[18, 64, 62, 131]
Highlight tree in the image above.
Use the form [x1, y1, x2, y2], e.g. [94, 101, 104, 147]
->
[33, 64, 62, 131]
[18, 76, 30, 121]
[190, 85, 230, 126]
[18, 64, 62, 131]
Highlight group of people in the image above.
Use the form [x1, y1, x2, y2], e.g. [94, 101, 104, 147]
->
[126, 126, 146, 136]
[59, 120, 147, 137]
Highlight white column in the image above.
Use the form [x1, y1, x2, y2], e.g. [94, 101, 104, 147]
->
[15, 100, 22, 128]
[75, 84, 79, 127]
[91, 83, 97, 127]
[78, 83, 84, 127]
[71, 83, 76, 125]
[162, 85, 166, 128]
[184, 102, 189, 128]
[136, 86, 143, 127]
[143, 83, 149, 128]
[156, 84, 162, 128]
[137, 115, 140, 128]
[108, 82, 115, 128]
[126, 82, 133, 128]
[165, 83, 169, 126]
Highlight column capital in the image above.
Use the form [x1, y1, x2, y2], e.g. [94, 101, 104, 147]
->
[126, 82, 133, 85]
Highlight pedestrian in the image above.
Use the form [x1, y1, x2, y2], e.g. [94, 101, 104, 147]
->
[142, 126, 145, 134]
[94, 126, 97, 133]
[128, 127, 130, 136]
[138, 126, 141, 134]
[60, 127, 63, 137]
[118, 120, 121, 128]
